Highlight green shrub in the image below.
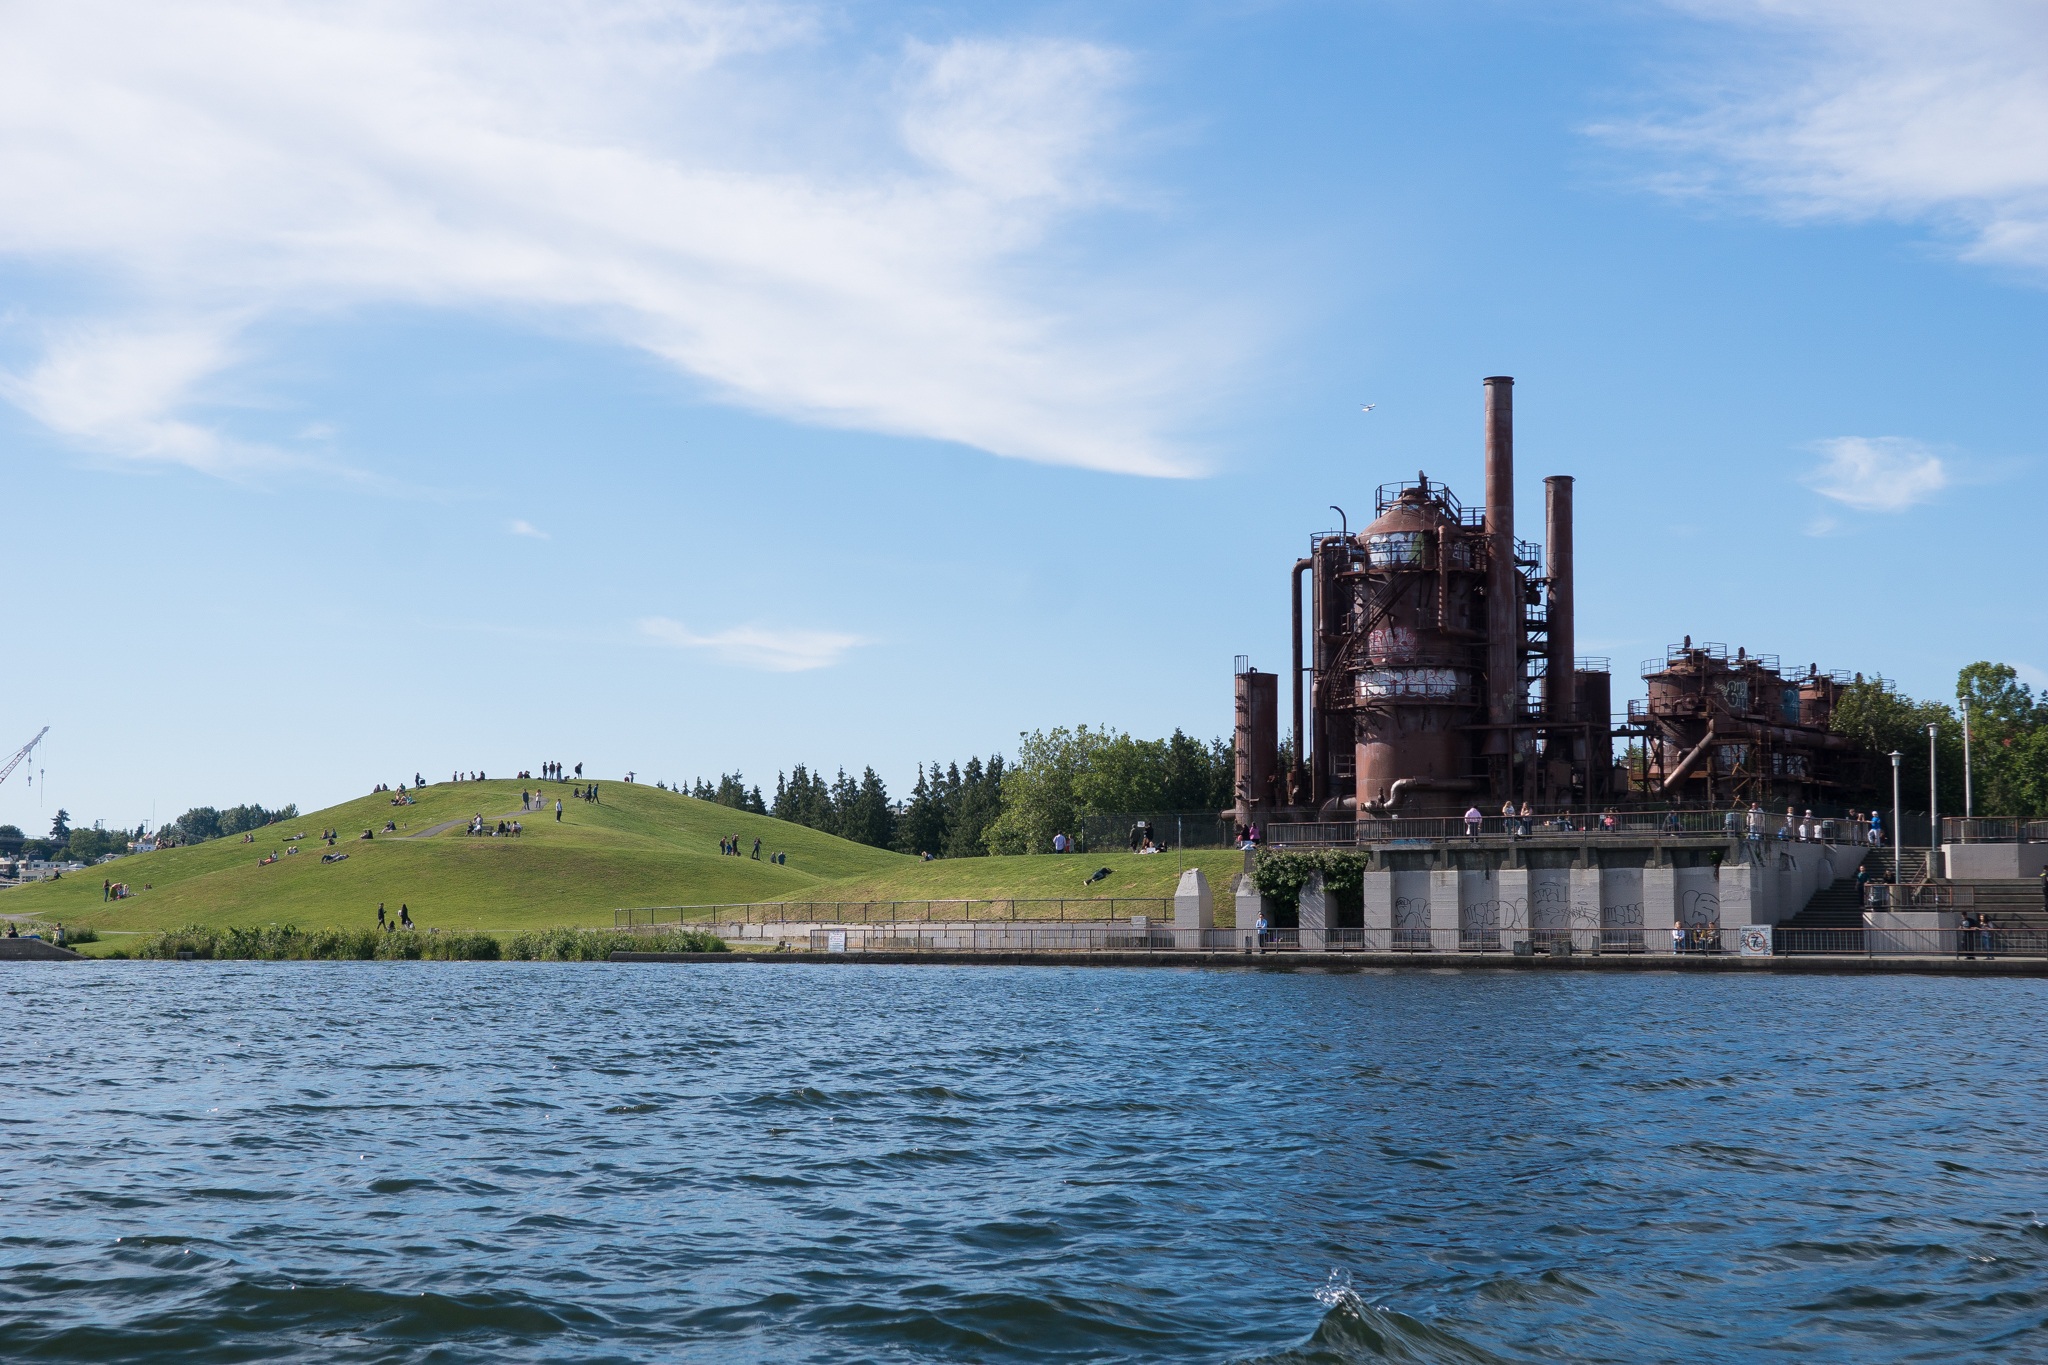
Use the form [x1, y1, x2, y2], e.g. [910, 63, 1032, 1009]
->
[1252, 848, 1373, 917]
[22, 922, 96, 945]
[136, 924, 697, 961]
[139, 924, 506, 961]
[504, 927, 728, 960]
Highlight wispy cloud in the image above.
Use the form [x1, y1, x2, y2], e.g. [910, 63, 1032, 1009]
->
[1607, 1, 2048, 273]
[0, 2, 1226, 478]
[1805, 436, 1947, 512]
[639, 616, 865, 672]
[508, 519, 549, 539]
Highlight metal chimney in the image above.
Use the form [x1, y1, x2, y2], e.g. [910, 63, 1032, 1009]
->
[1483, 377, 1516, 753]
[1544, 475, 1574, 723]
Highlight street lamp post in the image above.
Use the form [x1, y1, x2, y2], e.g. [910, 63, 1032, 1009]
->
[1927, 723, 1939, 879]
[1963, 701, 1974, 820]
[1889, 750, 1902, 886]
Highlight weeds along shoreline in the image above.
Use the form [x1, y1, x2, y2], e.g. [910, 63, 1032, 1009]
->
[118, 925, 729, 961]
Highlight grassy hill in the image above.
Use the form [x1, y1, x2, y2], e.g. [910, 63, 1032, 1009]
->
[1, 780, 1254, 943]
[0, 780, 906, 935]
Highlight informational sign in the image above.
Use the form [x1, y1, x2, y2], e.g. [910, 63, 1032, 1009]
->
[825, 930, 847, 954]
[1738, 926, 1773, 957]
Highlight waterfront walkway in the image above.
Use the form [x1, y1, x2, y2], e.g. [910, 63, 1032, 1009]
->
[611, 949, 2048, 976]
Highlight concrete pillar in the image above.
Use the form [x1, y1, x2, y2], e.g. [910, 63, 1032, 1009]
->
[1642, 866, 1679, 954]
[1393, 868, 1432, 950]
[1529, 864, 1571, 949]
[1493, 864, 1531, 953]
[1718, 862, 1757, 929]
[1174, 867, 1213, 950]
[1429, 868, 1461, 951]
[1568, 866, 1603, 953]
[1361, 866, 1393, 952]
[1299, 872, 1329, 953]
[1234, 878, 1267, 954]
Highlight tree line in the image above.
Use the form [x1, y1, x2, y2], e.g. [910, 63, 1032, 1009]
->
[673, 726, 1233, 855]
[1834, 661, 2048, 817]
[0, 801, 297, 864]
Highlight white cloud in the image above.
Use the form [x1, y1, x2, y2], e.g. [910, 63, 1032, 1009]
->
[1614, 1, 2048, 272]
[639, 616, 864, 671]
[508, 519, 549, 539]
[0, 321, 280, 474]
[1805, 436, 1947, 512]
[0, 2, 1222, 478]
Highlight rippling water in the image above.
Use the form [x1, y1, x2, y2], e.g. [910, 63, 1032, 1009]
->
[4, 963, 2046, 1361]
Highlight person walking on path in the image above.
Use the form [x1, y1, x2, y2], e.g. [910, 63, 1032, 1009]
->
[377, 903, 386, 928]
[400, 905, 413, 930]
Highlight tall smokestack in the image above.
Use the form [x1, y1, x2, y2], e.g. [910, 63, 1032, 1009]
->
[1544, 475, 1574, 723]
[1483, 376, 1516, 753]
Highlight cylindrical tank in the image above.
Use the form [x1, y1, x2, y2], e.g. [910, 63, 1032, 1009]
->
[1233, 668, 1279, 824]
[1574, 669, 1612, 787]
[1353, 487, 1481, 812]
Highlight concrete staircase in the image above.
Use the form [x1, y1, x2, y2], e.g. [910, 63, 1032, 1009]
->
[1781, 877, 1866, 930]
[1867, 849, 1936, 882]
[1960, 880, 2048, 929]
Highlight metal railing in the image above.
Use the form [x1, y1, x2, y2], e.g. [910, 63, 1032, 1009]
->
[616, 917, 2048, 960]
[1267, 810, 1883, 845]
[616, 897, 1177, 928]
[1777, 926, 2048, 958]
[1942, 817, 2048, 844]
[1866, 884, 1975, 909]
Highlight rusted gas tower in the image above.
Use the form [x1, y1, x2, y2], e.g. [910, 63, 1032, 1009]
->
[1630, 640, 1870, 807]
[1232, 659, 1281, 827]
[1258, 376, 1615, 820]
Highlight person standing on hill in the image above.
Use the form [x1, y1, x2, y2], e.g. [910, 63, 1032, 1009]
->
[377, 903, 386, 928]
[575, 763, 583, 778]
[751, 836, 761, 860]
[555, 798, 563, 823]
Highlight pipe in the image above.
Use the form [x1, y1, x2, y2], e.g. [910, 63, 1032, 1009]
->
[1658, 721, 1718, 796]
[1317, 794, 1358, 818]
[1291, 556, 1311, 788]
[1483, 377, 1516, 754]
[1544, 475, 1574, 724]
[1361, 775, 1484, 816]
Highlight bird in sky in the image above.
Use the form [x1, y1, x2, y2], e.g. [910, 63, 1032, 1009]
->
[1360, 403, 1377, 412]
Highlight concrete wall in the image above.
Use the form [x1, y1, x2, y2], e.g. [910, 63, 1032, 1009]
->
[1944, 843, 2048, 880]
[1348, 838, 1864, 954]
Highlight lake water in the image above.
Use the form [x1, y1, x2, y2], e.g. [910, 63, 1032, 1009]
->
[5, 962, 2046, 1362]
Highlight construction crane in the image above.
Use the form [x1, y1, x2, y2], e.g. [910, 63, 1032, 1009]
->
[0, 727, 48, 791]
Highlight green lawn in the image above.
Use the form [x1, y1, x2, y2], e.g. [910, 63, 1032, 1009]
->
[0, 780, 1254, 936]
[772, 849, 1250, 911]
[0, 780, 906, 934]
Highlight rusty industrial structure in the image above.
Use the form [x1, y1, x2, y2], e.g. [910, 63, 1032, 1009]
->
[1630, 641, 1871, 807]
[1232, 376, 1876, 829]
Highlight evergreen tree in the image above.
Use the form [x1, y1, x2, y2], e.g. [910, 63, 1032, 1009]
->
[841, 767, 894, 849]
[894, 765, 948, 856]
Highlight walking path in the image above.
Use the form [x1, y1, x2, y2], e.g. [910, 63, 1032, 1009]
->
[398, 807, 543, 840]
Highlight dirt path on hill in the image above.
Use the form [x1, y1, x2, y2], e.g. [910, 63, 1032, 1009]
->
[397, 807, 545, 840]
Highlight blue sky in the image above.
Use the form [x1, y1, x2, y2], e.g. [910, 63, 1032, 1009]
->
[2, 0, 2044, 833]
